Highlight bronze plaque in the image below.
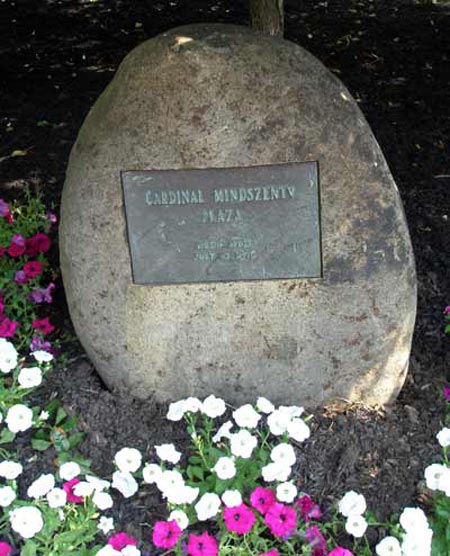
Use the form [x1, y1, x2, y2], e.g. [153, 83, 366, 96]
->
[121, 162, 322, 285]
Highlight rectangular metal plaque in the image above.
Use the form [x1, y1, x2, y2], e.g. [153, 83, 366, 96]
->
[121, 162, 322, 285]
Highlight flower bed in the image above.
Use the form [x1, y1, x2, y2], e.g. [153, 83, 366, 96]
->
[0, 195, 449, 555]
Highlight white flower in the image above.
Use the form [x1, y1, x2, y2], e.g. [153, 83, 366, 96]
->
[261, 462, 292, 483]
[222, 489, 243, 507]
[229, 429, 257, 459]
[0, 460, 23, 480]
[399, 507, 429, 535]
[93, 491, 113, 510]
[6, 404, 33, 433]
[0, 486, 16, 507]
[73, 481, 95, 497]
[96, 546, 121, 556]
[436, 427, 450, 448]
[122, 547, 141, 556]
[212, 421, 233, 443]
[338, 491, 367, 517]
[18, 366, 43, 388]
[86, 474, 110, 492]
[184, 397, 202, 413]
[168, 485, 199, 505]
[169, 509, 189, 530]
[47, 488, 67, 508]
[114, 447, 142, 473]
[32, 350, 53, 363]
[213, 456, 236, 480]
[39, 410, 49, 421]
[166, 400, 186, 421]
[256, 397, 275, 414]
[375, 536, 402, 556]
[195, 492, 221, 521]
[424, 463, 450, 492]
[267, 409, 291, 435]
[98, 516, 114, 535]
[287, 418, 310, 442]
[155, 443, 181, 464]
[276, 481, 297, 503]
[10, 506, 44, 539]
[59, 461, 81, 481]
[143, 463, 163, 484]
[111, 471, 138, 498]
[270, 443, 296, 467]
[279, 405, 304, 418]
[0, 339, 18, 373]
[345, 515, 368, 538]
[27, 473, 55, 499]
[202, 395, 226, 418]
[401, 528, 432, 556]
[233, 404, 261, 429]
[156, 469, 184, 493]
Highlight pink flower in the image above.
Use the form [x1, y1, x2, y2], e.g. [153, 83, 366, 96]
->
[443, 306, 450, 315]
[305, 525, 327, 556]
[443, 386, 450, 402]
[297, 494, 322, 521]
[108, 532, 137, 550]
[7, 234, 25, 258]
[31, 233, 51, 253]
[23, 261, 44, 278]
[0, 541, 13, 556]
[63, 478, 84, 503]
[0, 318, 19, 338]
[223, 504, 256, 534]
[250, 486, 276, 515]
[264, 503, 297, 538]
[259, 552, 279, 556]
[152, 520, 182, 549]
[0, 200, 10, 217]
[328, 548, 354, 556]
[32, 317, 55, 335]
[187, 532, 218, 556]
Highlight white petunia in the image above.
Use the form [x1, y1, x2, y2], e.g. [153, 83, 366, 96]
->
[232, 404, 261, 429]
[222, 489, 243, 508]
[166, 400, 186, 421]
[96, 546, 121, 556]
[9, 506, 44, 539]
[167, 484, 199, 505]
[276, 481, 297, 503]
[0, 338, 18, 373]
[267, 409, 291, 436]
[338, 491, 367, 517]
[169, 509, 189, 530]
[111, 471, 138, 498]
[46, 488, 67, 508]
[345, 515, 368, 538]
[59, 461, 81, 481]
[424, 463, 449, 492]
[287, 418, 310, 442]
[212, 420, 233, 443]
[0, 486, 16, 507]
[122, 547, 141, 556]
[261, 462, 292, 483]
[201, 395, 226, 418]
[73, 481, 95, 497]
[399, 507, 429, 535]
[256, 396, 275, 414]
[0, 460, 23, 480]
[86, 475, 111, 492]
[184, 397, 202, 413]
[98, 516, 114, 535]
[229, 429, 257, 459]
[93, 491, 113, 510]
[195, 492, 221, 521]
[18, 366, 42, 388]
[401, 528, 432, 556]
[32, 350, 53, 363]
[156, 469, 184, 493]
[279, 405, 304, 418]
[155, 443, 181, 464]
[142, 463, 163, 484]
[213, 456, 236, 480]
[39, 410, 49, 421]
[114, 447, 142, 473]
[6, 404, 33, 433]
[270, 443, 296, 467]
[27, 473, 55, 499]
[375, 536, 402, 556]
[436, 427, 450, 448]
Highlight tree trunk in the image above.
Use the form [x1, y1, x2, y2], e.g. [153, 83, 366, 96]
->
[249, 0, 284, 37]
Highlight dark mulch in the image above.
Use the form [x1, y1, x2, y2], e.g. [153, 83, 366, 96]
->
[1, 0, 450, 547]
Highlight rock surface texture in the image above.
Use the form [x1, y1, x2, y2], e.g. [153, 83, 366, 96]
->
[60, 24, 416, 407]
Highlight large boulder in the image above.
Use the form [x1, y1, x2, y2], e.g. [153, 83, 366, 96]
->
[60, 23, 416, 406]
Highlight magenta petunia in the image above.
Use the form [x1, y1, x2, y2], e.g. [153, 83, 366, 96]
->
[32, 317, 55, 335]
[443, 386, 450, 402]
[305, 525, 327, 556]
[7, 234, 25, 258]
[264, 503, 297, 538]
[223, 503, 256, 534]
[297, 494, 323, 522]
[328, 548, 354, 556]
[32, 233, 51, 253]
[187, 532, 218, 556]
[0, 318, 19, 338]
[259, 551, 279, 556]
[0, 541, 12, 556]
[152, 520, 182, 549]
[108, 532, 138, 550]
[23, 261, 44, 278]
[443, 306, 450, 315]
[62, 478, 84, 503]
[250, 486, 276, 515]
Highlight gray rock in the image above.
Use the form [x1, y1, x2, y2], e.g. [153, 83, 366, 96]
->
[60, 23, 416, 407]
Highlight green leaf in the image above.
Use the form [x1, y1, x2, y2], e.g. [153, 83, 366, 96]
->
[55, 407, 68, 425]
[51, 429, 70, 452]
[62, 416, 77, 431]
[188, 455, 203, 465]
[444, 323, 450, 334]
[187, 466, 204, 481]
[0, 428, 15, 445]
[20, 541, 37, 556]
[68, 432, 85, 449]
[31, 438, 52, 451]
